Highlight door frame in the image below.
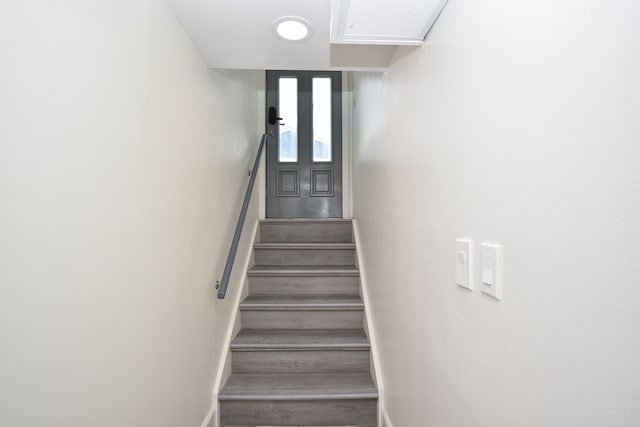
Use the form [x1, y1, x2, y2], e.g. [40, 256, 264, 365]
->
[258, 71, 352, 219]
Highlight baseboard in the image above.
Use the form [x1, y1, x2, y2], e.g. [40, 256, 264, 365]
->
[200, 406, 215, 427]
[381, 408, 393, 427]
[209, 219, 260, 427]
[352, 219, 387, 427]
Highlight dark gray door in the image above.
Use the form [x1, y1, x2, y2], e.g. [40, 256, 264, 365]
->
[266, 70, 342, 218]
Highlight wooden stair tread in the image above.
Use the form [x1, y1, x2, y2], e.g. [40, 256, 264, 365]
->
[231, 329, 369, 350]
[248, 265, 359, 276]
[219, 372, 377, 400]
[241, 295, 363, 310]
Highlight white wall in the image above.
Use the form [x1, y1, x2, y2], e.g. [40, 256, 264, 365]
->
[0, 1, 260, 426]
[351, 0, 640, 425]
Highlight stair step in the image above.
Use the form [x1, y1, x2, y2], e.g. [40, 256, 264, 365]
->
[254, 243, 356, 267]
[219, 372, 377, 401]
[240, 295, 363, 310]
[240, 296, 364, 329]
[219, 373, 377, 425]
[260, 219, 353, 243]
[248, 266, 361, 296]
[248, 265, 360, 277]
[241, 309, 363, 330]
[232, 349, 370, 374]
[230, 329, 371, 374]
[221, 401, 377, 426]
[231, 329, 369, 350]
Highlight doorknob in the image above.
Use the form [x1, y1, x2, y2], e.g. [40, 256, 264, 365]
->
[268, 106, 283, 125]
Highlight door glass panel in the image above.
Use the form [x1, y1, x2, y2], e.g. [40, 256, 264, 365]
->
[278, 77, 298, 162]
[312, 77, 332, 162]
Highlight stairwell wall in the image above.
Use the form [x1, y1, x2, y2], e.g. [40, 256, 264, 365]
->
[0, 1, 260, 426]
[351, 0, 640, 425]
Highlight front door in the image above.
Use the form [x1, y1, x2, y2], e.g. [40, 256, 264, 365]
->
[266, 70, 342, 218]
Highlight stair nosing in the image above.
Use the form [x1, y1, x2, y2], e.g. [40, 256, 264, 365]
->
[218, 391, 378, 401]
[230, 344, 370, 351]
[260, 219, 353, 224]
[230, 340, 370, 351]
[240, 295, 364, 311]
[248, 266, 360, 277]
[240, 303, 364, 311]
[231, 329, 370, 351]
[254, 242, 356, 250]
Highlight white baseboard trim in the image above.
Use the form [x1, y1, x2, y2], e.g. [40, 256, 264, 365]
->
[208, 219, 259, 427]
[382, 408, 393, 427]
[200, 406, 215, 427]
[352, 219, 387, 427]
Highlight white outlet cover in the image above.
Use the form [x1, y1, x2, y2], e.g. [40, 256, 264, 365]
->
[455, 239, 472, 290]
[480, 243, 503, 300]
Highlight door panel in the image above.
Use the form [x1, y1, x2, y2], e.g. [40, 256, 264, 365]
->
[266, 71, 342, 218]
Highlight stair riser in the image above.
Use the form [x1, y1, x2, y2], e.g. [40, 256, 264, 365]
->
[220, 399, 377, 426]
[254, 249, 355, 266]
[249, 275, 360, 295]
[241, 310, 363, 329]
[260, 222, 353, 243]
[232, 350, 370, 374]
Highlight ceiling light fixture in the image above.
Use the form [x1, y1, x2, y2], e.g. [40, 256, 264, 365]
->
[273, 17, 312, 42]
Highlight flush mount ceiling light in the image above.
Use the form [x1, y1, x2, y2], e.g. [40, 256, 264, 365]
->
[272, 17, 313, 42]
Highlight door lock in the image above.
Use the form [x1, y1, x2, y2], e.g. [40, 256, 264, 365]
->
[268, 106, 283, 125]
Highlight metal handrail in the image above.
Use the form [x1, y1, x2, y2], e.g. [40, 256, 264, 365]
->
[217, 134, 267, 299]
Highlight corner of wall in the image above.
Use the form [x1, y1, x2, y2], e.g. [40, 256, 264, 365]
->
[342, 71, 353, 219]
[257, 71, 267, 220]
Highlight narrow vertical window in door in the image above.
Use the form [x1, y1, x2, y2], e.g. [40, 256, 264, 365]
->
[278, 77, 298, 162]
[312, 77, 332, 162]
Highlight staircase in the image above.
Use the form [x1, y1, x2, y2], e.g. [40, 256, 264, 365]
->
[219, 219, 378, 427]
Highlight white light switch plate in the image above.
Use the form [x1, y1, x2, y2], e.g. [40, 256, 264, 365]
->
[455, 239, 472, 290]
[480, 243, 503, 300]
